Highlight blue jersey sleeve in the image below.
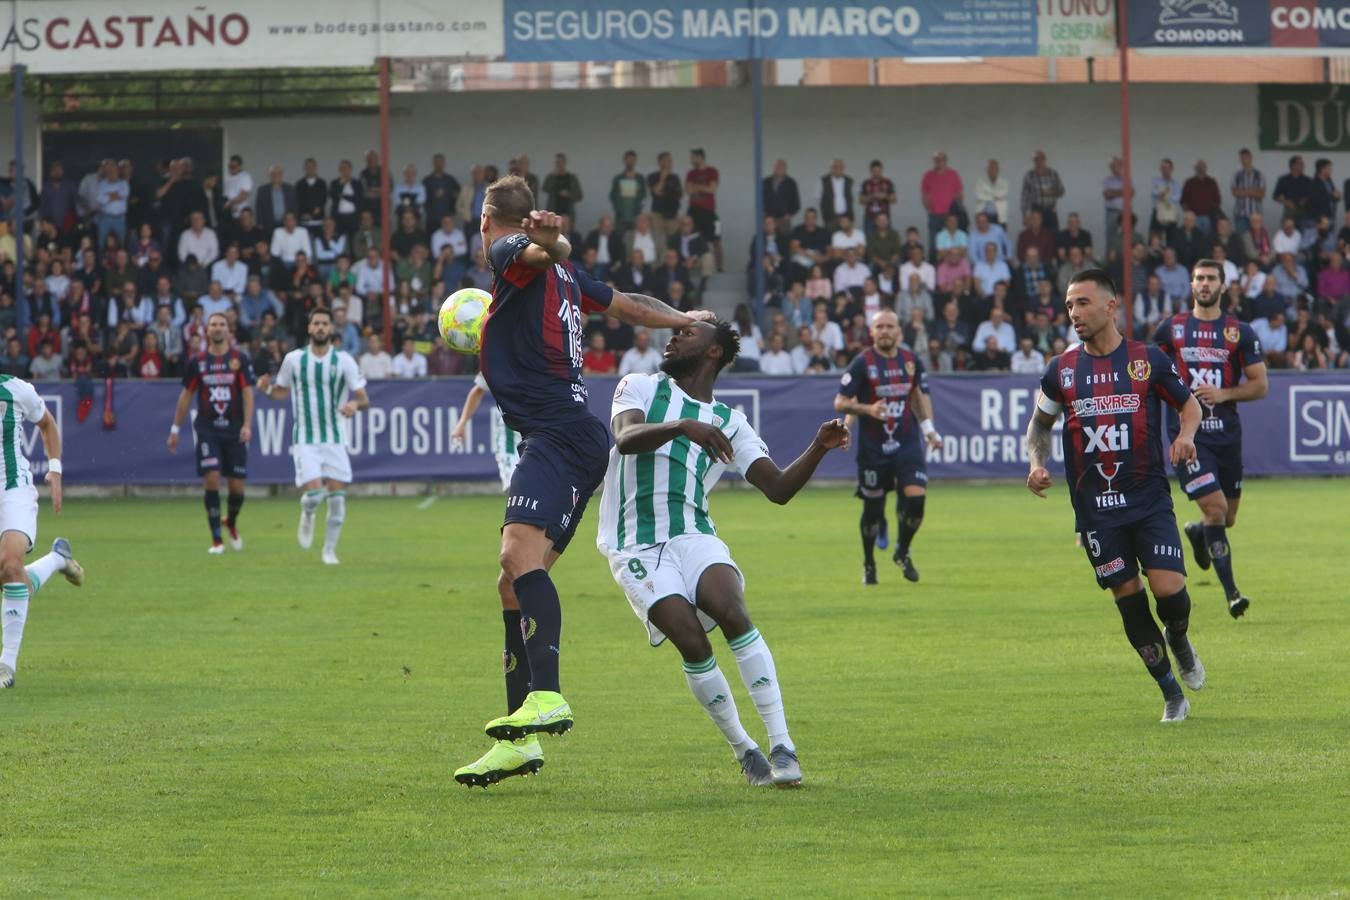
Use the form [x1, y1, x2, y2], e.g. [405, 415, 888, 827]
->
[1152, 319, 1173, 351]
[1148, 344, 1191, 410]
[911, 353, 930, 395]
[489, 233, 539, 289]
[181, 356, 201, 390]
[1039, 355, 1063, 404]
[1236, 322, 1262, 369]
[237, 351, 258, 386]
[837, 355, 867, 400]
[573, 264, 614, 313]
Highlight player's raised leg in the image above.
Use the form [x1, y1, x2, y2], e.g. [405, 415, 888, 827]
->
[696, 564, 800, 786]
[647, 589, 771, 787]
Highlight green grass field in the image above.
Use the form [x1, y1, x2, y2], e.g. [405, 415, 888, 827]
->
[4, 480, 1349, 897]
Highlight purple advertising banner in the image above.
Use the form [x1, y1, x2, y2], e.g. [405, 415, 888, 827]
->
[21, 372, 1350, 485]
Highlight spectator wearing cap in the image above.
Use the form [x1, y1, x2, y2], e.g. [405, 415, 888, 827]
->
[1020, 150, 1065, 232]
[972, 158, 1008, 226]
[859, 159, 895, 239]
[921, 151, 963, 256]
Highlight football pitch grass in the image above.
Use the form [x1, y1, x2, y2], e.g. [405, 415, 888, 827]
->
[4, 479, 1348, 897]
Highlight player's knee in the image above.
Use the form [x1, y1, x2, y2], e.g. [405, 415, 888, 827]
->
[1146, 570, 1186, 599]
[672, 630, 715, 666]
[0, 559, 27, 586]
[1154, 587, 1191, 625]
[203, 471, 221, 490]
[718, 604, 754, 643]
[496, 570, 519, 610]
[1225, 511, 1238, 529]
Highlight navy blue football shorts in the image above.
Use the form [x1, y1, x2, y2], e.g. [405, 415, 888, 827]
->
[503, 416, 611, 553]
[1080, 510, 1186, 590]
[195, 429, 248, 479]
[1176, 438, 1243, 501]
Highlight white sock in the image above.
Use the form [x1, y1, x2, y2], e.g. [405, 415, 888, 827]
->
[26, 552, 65, 595]
[683, 656, 756, 758]
[301, 489, 326, 517]
[324, 491, 346, 553]
[729, 628, 793, 752]
[1, 582, 31, 670]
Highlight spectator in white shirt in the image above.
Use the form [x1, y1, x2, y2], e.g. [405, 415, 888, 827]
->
[359, 333, 394, 379]
[629, 213, 658, 264]
[618, 328, 662, 375]
[832, 247, 870, 294]
[899, 245, 936, 292]
[1009, 337, 1046, 374]
[270, 211, 313, 267]
[224, 154, 254, 219]
[789, 325, 816, 374]
[391, 337, 428, 378]
[972, 241, 1012, 298]
[829, 215, 867, 258]
[353, 247, 387, 300]
[177, 211, 219, 267]
[431, 214, 468, 260]
[809, 302, 845, 356]
[972, 306, 1016, 353]
[1251, 312, 1287, 359]
[1272, 216, 1302, 258]
[210, 243, 248, 297]
[394, 164, 427, 225]
[759, 332, 794, 375]
[972, 158, 1009, 224]
[197, 281, 233, 319]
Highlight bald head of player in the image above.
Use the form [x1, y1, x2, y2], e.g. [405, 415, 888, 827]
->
[206, 312, 231, 351]
[659, 319, 741, 402]
[1190, 258, 1225, 313]
[479, 175, 536, 251]
[1065, 268, 1122, 351]
[868, 308, 901, 355]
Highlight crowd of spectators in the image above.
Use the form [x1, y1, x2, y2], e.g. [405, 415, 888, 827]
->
[1, 144, 1348, 387]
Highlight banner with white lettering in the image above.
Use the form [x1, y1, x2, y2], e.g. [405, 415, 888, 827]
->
[0, 0, 503, 73]
[1258, 84, 1350, 152]
[22, 373, 1350, 486]
[1128, 0, 1350, 52]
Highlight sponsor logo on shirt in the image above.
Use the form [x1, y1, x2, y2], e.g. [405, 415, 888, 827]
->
[1071, 394, 1141, 418]
[1127, 359, 1151, 382]
[1180, 346, 1230, 364]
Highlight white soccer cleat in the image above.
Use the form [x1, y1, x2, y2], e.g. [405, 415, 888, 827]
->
[51, 537, 84, 587]
[321, 549, 340, 565]
[1164, 628, 1206, 691]
[225, 522, 243, 551]
[0, 662, 14, 689]
[207, 543, 225, 555]
[298, 511, 316, 550]
[1161, 695, 1190, 723]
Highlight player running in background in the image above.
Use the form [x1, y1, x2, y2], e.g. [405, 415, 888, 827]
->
[455, 175, 698, 789]
[256, 308, 370, 566]
[167, 312, 255, 554]
[451, 373, 520, 492]
[0, 374, 85, 689]
[1154, 259, 1267, 618]
[1026, 269, 1205, 722]
[833, 309, 943, 586]
[598, 320, 848, 786]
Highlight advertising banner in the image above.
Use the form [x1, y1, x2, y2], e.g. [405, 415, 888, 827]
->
[0, 0, 504, 73]
[1128, 0, 1350, 52]
[22, 373, 1350, 486]
[1258, 84, 1350, 152]
[1037, 0, 1117, 57]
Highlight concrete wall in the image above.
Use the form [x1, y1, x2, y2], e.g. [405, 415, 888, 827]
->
[0, 97, 44, 176]
[216, 83, 1272, 261]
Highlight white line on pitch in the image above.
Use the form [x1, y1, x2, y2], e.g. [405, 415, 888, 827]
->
[416, 496, 439, 510]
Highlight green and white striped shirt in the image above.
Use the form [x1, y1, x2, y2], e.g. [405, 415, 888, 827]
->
[597, 373, 769, 553]
[0, 375, 48, 490]
[275, 346, 366, 446]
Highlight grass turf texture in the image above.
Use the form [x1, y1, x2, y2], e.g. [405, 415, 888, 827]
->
[4, 480, 1348, 896]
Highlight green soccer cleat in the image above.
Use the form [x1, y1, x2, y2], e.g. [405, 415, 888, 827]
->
[454, 736, 543, 788]
[484, 690, 573, 741]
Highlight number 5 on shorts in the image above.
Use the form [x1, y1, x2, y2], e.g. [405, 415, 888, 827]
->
[627, 558, 648, 579]
[1085, 530, 1101, 558]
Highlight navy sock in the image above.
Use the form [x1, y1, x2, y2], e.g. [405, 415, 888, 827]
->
[860, 496, 884, 566]
[226, 492, 245, 527]
[502, 609, 532, 713]
[1115, 589, 1180, 699]
[512, 569, 562, 694]
[1155, 589, 1194, 670]
[897, 495, 925, 558]
[1203, 524, 1239, 598]
[204, 489, 222, 541]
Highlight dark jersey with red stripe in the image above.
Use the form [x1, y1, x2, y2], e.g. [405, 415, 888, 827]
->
[482, 232, 615, 435]
[837, 347, 928, 466]
[1154, 313, 1261, 447]
[182, 348, 255, 437]
[1040, 340, 1190, 531]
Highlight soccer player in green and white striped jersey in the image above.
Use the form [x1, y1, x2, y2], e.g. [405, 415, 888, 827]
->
[256, 308, 370, 565]
[450, 373, 520, 492]
[596, 319, 849, 786]
[0, 374, 86, 689]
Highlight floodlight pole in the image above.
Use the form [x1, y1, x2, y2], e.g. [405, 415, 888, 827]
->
[12, 63, 28, 337]
[379, 56, 394, 353]
[750, 16, 766, 328]
[1117, 3, 1134, 337]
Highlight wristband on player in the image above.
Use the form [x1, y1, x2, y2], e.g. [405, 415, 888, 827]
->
[47, 459, 62, 475]
[919, 419, 938, 439]
[170, 424, 181, 436]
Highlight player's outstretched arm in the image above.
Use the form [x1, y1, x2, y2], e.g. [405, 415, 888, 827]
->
[36, 411, 62, 516]
[745, 418, 849, 505]
[166, 388, 193, 453]
[256, 374, 290, 403]
[1025, 399, 1057, 497]
[612, 410, 734, 462]
[517, 211, 572, 269]
[452, 383, 487, 443]
[605, 291, 696, 330]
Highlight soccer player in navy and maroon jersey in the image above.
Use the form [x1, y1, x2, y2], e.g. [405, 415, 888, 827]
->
[167, 312, 255, 554]
[834, 309, 943, 586]
[456, 175, 701, 788]
[1155, 259, 1267, 619]
[1025, 269, 1207, 723]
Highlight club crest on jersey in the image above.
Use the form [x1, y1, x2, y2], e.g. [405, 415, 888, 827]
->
[867, 366, 878, 380]
[1127, 360, 1151, 382]
[1224, 326, 1240, 343]
[905, 360, 915, 377]
[1060, 367, 1074, 389]
[1172, 324, 1185, 342]
[228, 358, 240, 371]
